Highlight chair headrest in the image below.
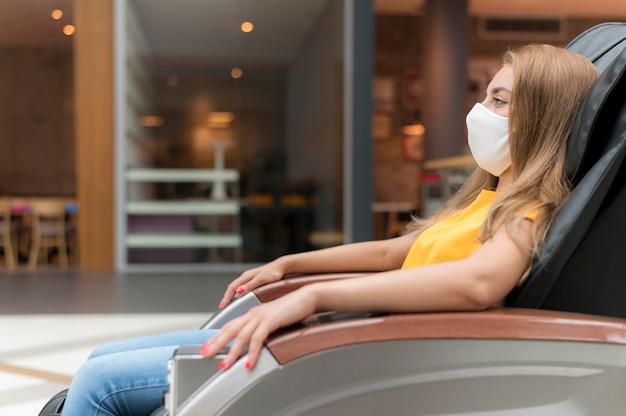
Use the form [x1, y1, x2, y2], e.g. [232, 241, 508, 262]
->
[567, 22, 626, 72]
[505, 23, 626, 311]
[565, 23, 626, 183]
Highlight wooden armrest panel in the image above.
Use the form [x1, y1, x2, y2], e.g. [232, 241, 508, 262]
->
[252, 272, 371, 303]
[266, 307, 626, 365]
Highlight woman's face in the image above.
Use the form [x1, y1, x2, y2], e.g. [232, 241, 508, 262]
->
[481, 64, 514, 118]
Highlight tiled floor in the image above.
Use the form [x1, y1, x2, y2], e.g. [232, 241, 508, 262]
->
[0, 268, 240, 415]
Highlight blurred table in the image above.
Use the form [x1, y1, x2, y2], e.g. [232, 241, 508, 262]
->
[371, 201, 416, 239]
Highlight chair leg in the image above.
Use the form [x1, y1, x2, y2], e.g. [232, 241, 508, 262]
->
[57, 235, 69, 268]
[4, 236, 15, 269]
[28, 236, 40, 269]
[2, 234, 15, 270]
[67, 232, 78, 265]
[69, 240, 77, 265]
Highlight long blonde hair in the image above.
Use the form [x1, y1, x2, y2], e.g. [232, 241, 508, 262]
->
[414, 44, 599, 257]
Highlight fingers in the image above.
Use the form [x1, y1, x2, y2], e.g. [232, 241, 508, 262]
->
[219, 268, 284, 309]
[218, 282, 238, 309]
[221, 320, 258, 369]
[244, 328, 268, 369]
[200, 319, 238, 361]
[219, 271, 255, 308]
[201, 314, 269, 371]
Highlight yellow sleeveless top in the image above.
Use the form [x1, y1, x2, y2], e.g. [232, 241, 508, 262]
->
[401, 190, 499, 269]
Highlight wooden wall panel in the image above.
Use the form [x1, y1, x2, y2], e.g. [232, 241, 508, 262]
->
[0, 48, 75, 197]
[73, 0, 114, 269]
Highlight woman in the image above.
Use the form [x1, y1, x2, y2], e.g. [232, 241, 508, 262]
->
[60, 44, 598, 415]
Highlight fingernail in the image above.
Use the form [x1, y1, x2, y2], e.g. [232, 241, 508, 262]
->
[236, 287, 245, 295]
[244, 361, 252, 370]
[201, 344, 210, 356]
[218, 360, 227, 370]
[218, 301, 225, 309]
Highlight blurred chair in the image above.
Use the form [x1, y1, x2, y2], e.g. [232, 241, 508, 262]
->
[0, 197, 16, 269]
[28, 198, 69, 269]
[64, 200, 79, 265]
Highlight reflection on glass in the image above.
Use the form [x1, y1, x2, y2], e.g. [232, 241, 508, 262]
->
[123, 0, 344, 265]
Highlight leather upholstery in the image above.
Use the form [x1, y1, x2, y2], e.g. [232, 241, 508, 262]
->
[505, 23, 626, 317]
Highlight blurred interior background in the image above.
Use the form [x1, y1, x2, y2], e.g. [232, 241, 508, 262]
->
[0, 0, 624, 273]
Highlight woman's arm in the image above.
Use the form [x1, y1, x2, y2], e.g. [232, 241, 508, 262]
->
[311, 220, 533, 314]
[218, 230, 420, 307]
[204, 219, 534, 369]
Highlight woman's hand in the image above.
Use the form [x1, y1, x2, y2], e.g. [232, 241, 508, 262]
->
[202, 287, 317, 370]
[218, 258, 289, 308]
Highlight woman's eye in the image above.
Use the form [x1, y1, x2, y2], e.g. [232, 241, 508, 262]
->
[494, 97, 507, 106]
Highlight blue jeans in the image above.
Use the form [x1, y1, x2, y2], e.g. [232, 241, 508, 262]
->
[61, 329, 218, 416]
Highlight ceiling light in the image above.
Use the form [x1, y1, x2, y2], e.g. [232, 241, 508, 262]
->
[63, 25, 75, 36]
[231, 68, 243, 79]
[241, 21, 254, 33]
[207, 112, 235, 128]
[140, 116, 164, 127]
[402, 123, 425, 136]
[51, 9, 63, 20]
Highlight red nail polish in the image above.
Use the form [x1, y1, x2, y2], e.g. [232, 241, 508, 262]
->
[218, 301, 225, 309]
[201, 344, 210, 355]
[218, 360, 226, 370]
[236, 287, 245, 295]
[244, 361, 252, 370]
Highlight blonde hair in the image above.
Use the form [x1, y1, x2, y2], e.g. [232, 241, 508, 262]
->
[412, 44, 599, 257]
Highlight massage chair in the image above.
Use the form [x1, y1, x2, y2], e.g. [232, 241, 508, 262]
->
[39, 22, 626, 416]
[158, 22, 626, 416]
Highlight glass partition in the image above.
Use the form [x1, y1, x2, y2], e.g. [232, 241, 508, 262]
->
[117, 0, 348, 269]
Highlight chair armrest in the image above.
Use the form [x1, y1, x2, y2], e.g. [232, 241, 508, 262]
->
[201, 273, 370, 329]
[252, 272, 371, 302]
[266, 307, 626, 365]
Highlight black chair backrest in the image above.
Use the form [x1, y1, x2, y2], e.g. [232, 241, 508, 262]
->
[505, 23, 626, 318]
[567, 22, 626, 73]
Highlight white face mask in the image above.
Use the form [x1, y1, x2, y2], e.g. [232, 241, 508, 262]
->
[466, 103, 511, 177]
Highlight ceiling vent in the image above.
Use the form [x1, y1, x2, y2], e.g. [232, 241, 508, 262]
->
[478, 17, 566, 40]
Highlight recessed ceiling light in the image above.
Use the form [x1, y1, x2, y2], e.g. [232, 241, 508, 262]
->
[231, 68, 243, 79]
[51, 9, 63, 20]
[63, 25, 75, 36]
[241, 21, 254, 33]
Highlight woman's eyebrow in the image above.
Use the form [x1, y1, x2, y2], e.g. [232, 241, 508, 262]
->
[490, 86, 512, 95]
